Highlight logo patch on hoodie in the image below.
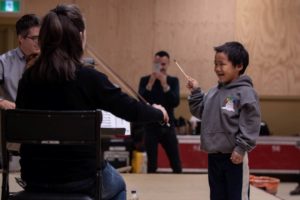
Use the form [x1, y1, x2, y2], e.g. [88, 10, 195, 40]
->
[221, 96, 240, 112]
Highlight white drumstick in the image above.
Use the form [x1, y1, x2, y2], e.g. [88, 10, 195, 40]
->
[174, 59, 189, 80]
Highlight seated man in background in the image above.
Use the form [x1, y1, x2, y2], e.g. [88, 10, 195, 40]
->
[0, 13, 40, 109]
[0, 13, 40, 169]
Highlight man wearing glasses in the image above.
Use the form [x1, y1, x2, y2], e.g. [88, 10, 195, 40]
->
[138, 50, 182, 173]
[0, 14, 40, 169]
[0, 14, 40, 110]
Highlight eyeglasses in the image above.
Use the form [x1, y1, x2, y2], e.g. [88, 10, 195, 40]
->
[26, 35, 39, 42]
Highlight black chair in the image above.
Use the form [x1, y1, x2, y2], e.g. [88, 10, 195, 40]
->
[1, 109, 102, 200]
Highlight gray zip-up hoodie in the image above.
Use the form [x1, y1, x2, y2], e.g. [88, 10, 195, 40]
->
[188, 75, 261, 155]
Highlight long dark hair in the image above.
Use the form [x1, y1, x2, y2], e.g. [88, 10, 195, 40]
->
[32, 4, 85, 82]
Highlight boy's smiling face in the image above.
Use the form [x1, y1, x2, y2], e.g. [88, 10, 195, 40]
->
[214, 52, 242, 84]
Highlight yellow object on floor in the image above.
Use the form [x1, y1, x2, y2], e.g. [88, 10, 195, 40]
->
[131, 151, 147, 173]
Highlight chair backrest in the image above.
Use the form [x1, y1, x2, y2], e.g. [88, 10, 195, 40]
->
[1, 109, 102, 200]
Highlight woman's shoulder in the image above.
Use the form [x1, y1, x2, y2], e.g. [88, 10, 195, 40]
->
[21, 66, 34, 81]
[77, 65, 107, 80]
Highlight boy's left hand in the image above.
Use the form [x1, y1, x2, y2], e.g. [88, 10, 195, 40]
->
[230, 151, 243, 164]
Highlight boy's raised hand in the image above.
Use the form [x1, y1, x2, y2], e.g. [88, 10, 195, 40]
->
[186, 76, 199, 91]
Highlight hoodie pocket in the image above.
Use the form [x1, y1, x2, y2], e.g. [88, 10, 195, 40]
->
[202, 131, 235, 153]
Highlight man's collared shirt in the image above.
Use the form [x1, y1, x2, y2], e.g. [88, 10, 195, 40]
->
[0, 47, 26, 101]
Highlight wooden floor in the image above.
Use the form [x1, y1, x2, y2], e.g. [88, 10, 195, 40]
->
[2, 173, 280, 200]
[123, 173, 280, 200]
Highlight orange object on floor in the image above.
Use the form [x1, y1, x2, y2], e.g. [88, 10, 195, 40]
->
[249, 175, 280, 195]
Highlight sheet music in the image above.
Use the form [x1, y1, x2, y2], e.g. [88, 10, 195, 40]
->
[101, 110, 131, 135]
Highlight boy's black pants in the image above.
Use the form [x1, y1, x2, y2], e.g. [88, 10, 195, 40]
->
[208, 153, 249, 200]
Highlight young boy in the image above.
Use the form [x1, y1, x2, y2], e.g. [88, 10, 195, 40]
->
[186, 41, 261, 200]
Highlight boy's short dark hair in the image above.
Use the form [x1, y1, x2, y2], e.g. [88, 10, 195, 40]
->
[16, 14, 40, 37]
[214, 41, 249, 74]
[155, 50, 170, 59]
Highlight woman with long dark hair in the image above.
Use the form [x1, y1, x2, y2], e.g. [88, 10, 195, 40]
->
[16, 4, 168, 199]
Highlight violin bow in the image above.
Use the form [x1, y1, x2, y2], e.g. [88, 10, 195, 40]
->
[86, 45, 148, 104]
